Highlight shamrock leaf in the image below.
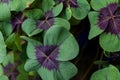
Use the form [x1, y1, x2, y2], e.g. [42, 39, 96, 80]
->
[89, 0, 120, 52]
[91, 65, 120, 80]
[22, 11, 70, 37]
[24, 27, 79, 80]
[58, 0, 90, 20]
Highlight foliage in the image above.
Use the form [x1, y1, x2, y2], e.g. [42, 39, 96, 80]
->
[0, 0, 120, 80]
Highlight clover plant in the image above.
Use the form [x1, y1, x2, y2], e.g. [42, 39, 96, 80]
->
[0, 0, 120, 80]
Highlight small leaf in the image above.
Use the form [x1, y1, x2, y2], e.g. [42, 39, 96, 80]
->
[54, 18, 70, 30]
[88, 12, 104, 39]
[0, 31, 6, 63]
[41, 0, 55, 12]
[37, 67, 56, 80]
[91, 65, 120, 80]
[5, 33, 17, 50]
[25, 9, 43, 20]
[22, 19, 42, 37]
[24, 59, 40, 71]
[71, 0, 90, 20]
[60, 7, 72, 20]
[53, 3, 63, 17]
[100, 33, 120, 52]
[91, 0, 118, 10]
[2, 52, 14, 66]
[0, 22, 12, 37]
[17, 74, 28, 80]
[9, 0, 23, 11]
[20, 36, 42, 59]
[59, 62, 78, 80]
[0, 3, 11, 20]
[15, 33, 22, 51]
[0, 75, 9, 80]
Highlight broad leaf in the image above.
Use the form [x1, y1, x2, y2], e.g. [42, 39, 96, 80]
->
[91, 65, 120, 80]
[37, 67, 56, 80]
[100, 33, 120, 52]
[53, 3, 63, 17]
[0, 75, 8, 80]
[22, 19, 42, 37]
[58, 62, 78, 80]
[91, 0, 118, 10]
[0, 3, 10, 20]
[25, 9, 43, 20]
[44, 27, 79, 61]
[24, 59, 40, 71]
[41, 0, 55, 12]
[54, 18, 70, 30]
[71, 0, 90, 20]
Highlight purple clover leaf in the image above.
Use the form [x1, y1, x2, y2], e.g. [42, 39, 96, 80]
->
[24, 27, 79, 80]
[11, 12, 26, 32]
[36, 11, 54, 30]
[57, 0, 90, 20]
[22, 10, 70, 36]
[89, 0, 120, 52]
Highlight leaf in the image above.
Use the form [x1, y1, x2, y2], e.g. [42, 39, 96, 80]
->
[0, 3, 11, 20]
[0, 22, 12, 37]
[100, 33, 120, 52]
[90, 65, 120, 80]
[5, 33, 17, 50]
[17, 74, 28, 80]
[44, 27, 79, 61]
[41, 0, 55, 12]
[15, 33, 22, 51]
[60, 7, 72, 20]
[0, 31, 6, 63]
[88, 11, 104, 39]
[54, 18, 70, 30]
[9, 0, 23, 11]
[91, 0, 118, 10]
[53, 3, 63, 17]
[2, 52, 14, 66]
[24, 59, 40, 71]
[22, 19, 42, 37]
[0, 75, 9, 80]
[58, 62, 78, 80]
[71, 0, 90, 20]
[37, 67, 56, 80]
[20, 36, 42, 59]
[10, 0, 34, 11]
[25, 9, 43, 20]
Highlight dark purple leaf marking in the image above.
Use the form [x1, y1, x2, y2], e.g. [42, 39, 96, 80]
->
[0, 0, 9, 4]
[98, 3, 120, 35]
[3, 63, 19, 80]
[58, 0, 79, 8]
[11, 12, 26, 32]
[36, 11, 54, 30]
[35, 45, 59, 70]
